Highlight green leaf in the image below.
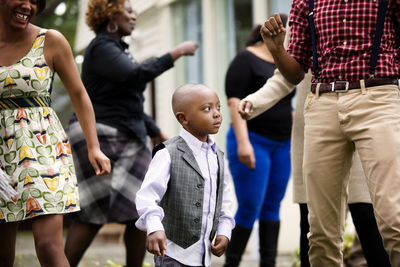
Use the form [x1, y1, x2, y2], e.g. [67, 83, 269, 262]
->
[36, 145, 51, 156]
[31, 80, 43, 91]
[30, 188, 41, 198]
[56, 201, 64, 212]
[42, 192, 55, 202]
[7, 202, 19, 212]
[5, 116, 14, 127]
[4, 151, 16, 163]
[55, 190, 63, 201]
[6, 213, 15, 222]
[37, 156, 55, 165]
[63, 184, 74, 194]
[0, 198, 6, 207]
[43, 203, 56, 212]
[0, 71, 8, 82]
[5, 163, 16, 176]
[22, 58, 34, 68]
[16, 210, 24, 220]
[21, 189, 30, 202]
[8, 69, 21, 79]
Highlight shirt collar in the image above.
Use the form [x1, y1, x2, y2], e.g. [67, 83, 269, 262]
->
[179, 128, 216, 156]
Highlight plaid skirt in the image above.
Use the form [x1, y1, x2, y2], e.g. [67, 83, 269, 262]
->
[66, 121, 151, 224]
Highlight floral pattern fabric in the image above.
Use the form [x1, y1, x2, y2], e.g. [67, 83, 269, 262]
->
[0, 29, 79, 222]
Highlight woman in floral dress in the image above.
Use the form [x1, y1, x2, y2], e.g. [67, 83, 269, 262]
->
[0, 0, 111, 266]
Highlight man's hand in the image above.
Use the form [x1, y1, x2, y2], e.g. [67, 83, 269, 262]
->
[147, 231, 167, 257]
[261, 14, 287, 54]
[211, 235, 229, 257]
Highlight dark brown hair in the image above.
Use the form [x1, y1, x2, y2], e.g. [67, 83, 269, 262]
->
[245, 13, 288, 47]
[37, 0, 46, 14]
[86, 0, 126, 33]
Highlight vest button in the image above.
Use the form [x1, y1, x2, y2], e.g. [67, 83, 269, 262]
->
[194, 218, 200, 223]
[195, 202, 201, 207]
[197, 183, 203, 188]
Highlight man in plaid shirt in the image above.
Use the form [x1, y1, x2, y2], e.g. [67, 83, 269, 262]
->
[261, 0, 400, 266]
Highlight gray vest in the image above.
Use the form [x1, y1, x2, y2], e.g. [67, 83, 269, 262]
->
[158, 136, 225, 249]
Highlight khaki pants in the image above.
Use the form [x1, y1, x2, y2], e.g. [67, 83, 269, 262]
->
[303, 83, 400, 266]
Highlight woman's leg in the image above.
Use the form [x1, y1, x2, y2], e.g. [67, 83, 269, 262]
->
[299, 203, 310, 267]
[31, 214, 69, 267]
[348, 202, 391, 267]
[64, 220, 102, 267]
[259, 139, 291, 267]
[0, 221, 18, 267]
[124, 221, 146, 267]
[224, 129, 272, 266]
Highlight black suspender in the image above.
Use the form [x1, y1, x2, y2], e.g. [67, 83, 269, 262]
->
[369, 0, 389, 78]
[307, 0, 319, 82]
[307, 0, 389, 81]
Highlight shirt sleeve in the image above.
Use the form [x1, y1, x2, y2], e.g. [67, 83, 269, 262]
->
[287, 0, 313, 72]
[135, 148, 171, 235]
[243, 68, 296, 120]
[216, 159, 236, 240]
[225, 51, 252, 100]
[87, 39, 174, 85]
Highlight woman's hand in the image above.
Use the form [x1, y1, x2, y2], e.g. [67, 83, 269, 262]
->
[238, 140, 256, 170]
[151, 131, 168, 147]
[88, 147, 111, 176]
[238, 100, 253, 120]
[170, 41, 198, 60]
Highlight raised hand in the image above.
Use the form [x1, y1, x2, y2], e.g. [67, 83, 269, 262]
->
[176, 41, 199, 56]
[261, 14, 287, 54]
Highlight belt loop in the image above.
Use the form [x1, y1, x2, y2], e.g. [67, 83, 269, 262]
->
[360, 80, 366, 95]
[315, 83, 321, 98]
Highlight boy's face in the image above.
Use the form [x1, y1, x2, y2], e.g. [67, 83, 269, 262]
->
[183, 89, 222, 142]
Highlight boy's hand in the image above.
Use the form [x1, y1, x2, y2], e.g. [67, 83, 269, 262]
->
[147, 231, 167, 257]
[211, 235, 229, 257]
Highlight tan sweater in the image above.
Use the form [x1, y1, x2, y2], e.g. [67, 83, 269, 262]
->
[243, 70, 371, 204]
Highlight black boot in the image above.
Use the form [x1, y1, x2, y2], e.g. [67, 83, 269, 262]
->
[259, 221, 280, 267]
[223, 225, 252, 267]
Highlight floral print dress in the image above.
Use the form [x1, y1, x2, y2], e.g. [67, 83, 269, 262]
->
[0, 29, 79, 222]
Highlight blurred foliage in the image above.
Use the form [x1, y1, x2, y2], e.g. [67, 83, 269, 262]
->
[31, 0, 81, 126]
[32, 0, 79, 49]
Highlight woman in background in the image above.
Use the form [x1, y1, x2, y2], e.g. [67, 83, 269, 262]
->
[64, 0, 198, 266]
[0, 0, 110, 266]
[224, 14, 294, 267]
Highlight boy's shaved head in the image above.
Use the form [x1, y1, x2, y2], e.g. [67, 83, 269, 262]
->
[172, 83, 211, 115]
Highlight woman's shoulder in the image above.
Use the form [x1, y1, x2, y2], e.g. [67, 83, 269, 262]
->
[86, 33, 122, 54]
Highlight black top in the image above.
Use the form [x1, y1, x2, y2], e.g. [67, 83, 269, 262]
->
[75, 31, 174, 143]
[225, 49, 295, 141]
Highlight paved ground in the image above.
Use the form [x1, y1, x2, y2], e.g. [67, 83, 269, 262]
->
[14, 229, 296, 267]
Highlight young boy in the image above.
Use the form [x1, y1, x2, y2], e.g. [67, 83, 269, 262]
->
[135, 83, 235, 267]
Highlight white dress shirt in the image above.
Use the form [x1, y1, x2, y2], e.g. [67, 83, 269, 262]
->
[135, 128, 235, 266]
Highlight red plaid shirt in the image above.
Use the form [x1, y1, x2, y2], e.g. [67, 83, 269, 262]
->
[287, 0, 400, 83]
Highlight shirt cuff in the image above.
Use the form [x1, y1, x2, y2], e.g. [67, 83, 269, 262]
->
[146, 216, 165, 236]
[216, 220, 234, 240]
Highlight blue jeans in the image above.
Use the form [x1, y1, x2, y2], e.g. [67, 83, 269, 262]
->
[226, 126, 291, 228]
